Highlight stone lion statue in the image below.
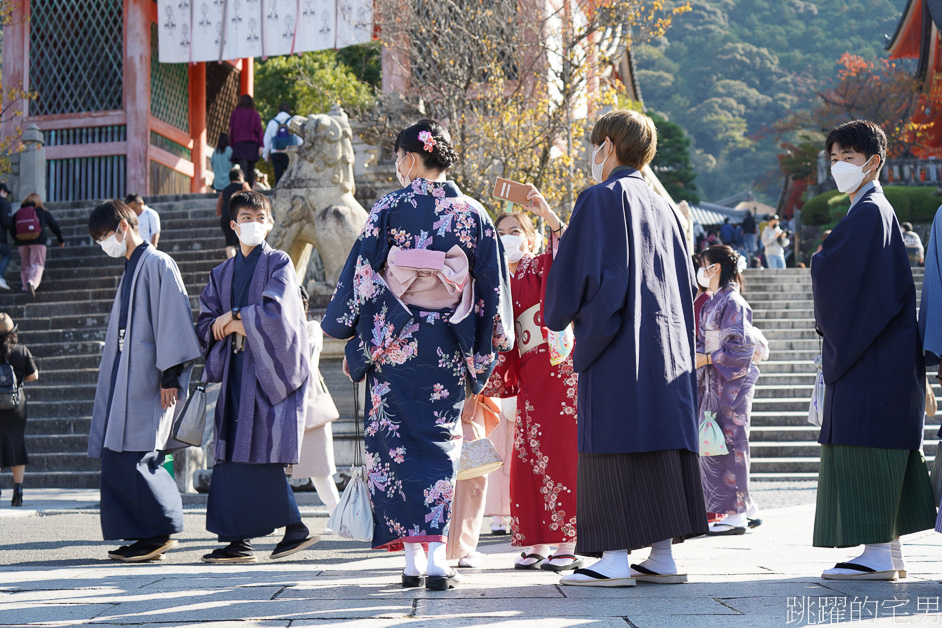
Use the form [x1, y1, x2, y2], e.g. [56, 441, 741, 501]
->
[268, 105, 368, 291]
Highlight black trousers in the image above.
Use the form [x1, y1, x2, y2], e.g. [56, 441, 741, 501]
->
[271, 153, 289, 184]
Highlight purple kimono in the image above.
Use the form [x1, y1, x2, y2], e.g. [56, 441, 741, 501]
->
[197, 242, 310, 465]
[696, 283, 758, 515]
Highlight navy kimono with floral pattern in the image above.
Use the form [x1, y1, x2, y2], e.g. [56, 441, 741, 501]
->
[323, 178, 513, 551]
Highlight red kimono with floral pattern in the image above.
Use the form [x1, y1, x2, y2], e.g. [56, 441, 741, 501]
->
[484, 248, 578, 547]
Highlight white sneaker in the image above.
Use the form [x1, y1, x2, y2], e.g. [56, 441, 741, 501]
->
[0, 277, 9, 291]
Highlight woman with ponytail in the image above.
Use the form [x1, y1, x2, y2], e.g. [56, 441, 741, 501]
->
[695, 245, 761, 535]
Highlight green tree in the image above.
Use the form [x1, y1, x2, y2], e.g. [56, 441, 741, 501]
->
[254, 44, 380, 123]
[649, 113, 700, 203]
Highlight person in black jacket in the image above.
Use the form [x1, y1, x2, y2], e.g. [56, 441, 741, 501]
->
[12, 193, 65, 299]
[0, 183, 13, 291]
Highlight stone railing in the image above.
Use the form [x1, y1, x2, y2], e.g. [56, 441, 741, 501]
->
[881, 158, 942, 186]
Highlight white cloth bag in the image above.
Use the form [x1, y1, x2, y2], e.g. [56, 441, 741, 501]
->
[808, 355, 825, 428]
[326, 382, 374, 542]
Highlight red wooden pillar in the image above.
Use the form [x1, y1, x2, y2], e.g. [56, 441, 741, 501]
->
[1, 2, 29, 146]
[189, 62, 207, 193]
[239, 58, 254, 96]
[124, 0, 151, 195]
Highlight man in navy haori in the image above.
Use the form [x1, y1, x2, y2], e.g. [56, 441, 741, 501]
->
[197, 190, 317, 563]
[87, 200, 202, 563]
[812, 120, 936, 580]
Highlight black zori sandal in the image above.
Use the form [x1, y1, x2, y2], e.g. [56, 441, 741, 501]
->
[401, 572, 426, 588]
[821, 562, 897, 581]
[514, 552, 547, 570]
[629, 563, 688, 584]
[426, 569, 461, 590]
[540, 554, 584, 572]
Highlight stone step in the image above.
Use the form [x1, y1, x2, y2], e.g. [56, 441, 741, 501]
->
[0, 470, 100, 489]
[21, 452, 101, 472]
[749, 398, 817, 412]
[42, 248, 225, 268]
[29, 368, 101, 385]
[751, 425, 942, 442]
[756, 360, 816, 374]
[24, 433, 89, 453]
[751, 457, 821, 474]
[24, 384, 98, 401]
[760, 329, 820, 340]
[24, 417, 91, 434]
[753, 311, 814, 320]
[752, 385, 814, 399]
[25, 399, 94, 418]
[28, 340, 105, 357]
[751, 472, 819, 481]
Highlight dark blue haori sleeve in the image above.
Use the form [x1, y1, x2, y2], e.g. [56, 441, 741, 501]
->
[545, 185, 629, 372]
[811, 196, 913, 385]
[919, 205, 942, 363]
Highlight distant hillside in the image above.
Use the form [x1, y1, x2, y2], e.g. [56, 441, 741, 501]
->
[636, 0, 907, 203]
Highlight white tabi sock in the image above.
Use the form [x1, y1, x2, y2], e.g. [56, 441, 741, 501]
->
[634, 538, 677, 575]
[403, 542, 427, 577]
[547, 542, 578, 567]
[311, 475, 341, 515]
[826, 543, 893, 574]
[721, 512, 748, 528]
[890, 538, 907, 575]
[516, 544, 553, 566]
[585, 549, 631, 579]
[427, 541, 450, 577]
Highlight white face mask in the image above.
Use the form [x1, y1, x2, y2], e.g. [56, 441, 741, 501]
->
[100, 226, 127, 258]
[500, 234, 526, 263]
[591, 140, 610, 183]
[396, 153, 414, 188]
[696, 264, 715, 289]
[831, 158, 874, 194]
[235, 221, 268, 247]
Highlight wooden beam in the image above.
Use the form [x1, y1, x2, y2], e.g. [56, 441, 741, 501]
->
[150, 146, 195, 177]
[27, 111, 127, 130]
[47, 142, 127, 160]
[150, 116, 194, 148]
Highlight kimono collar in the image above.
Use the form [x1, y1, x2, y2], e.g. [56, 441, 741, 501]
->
[408, 177, 462, 198]
[847, 181, 879, 214]
[606, 165, 643, 182]
[125, 242, 149, 270]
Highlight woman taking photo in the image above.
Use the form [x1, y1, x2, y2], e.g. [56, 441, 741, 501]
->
[695, 245, 760, 534]
[0, 313, 38, 507]
[483, 206, 580, 572]
[544, 109, 708, 587]
[323, 119, 512, 590]
[228, 95, 264, 189]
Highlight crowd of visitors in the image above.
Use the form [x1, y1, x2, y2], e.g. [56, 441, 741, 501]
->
[4, 110, 938, 594]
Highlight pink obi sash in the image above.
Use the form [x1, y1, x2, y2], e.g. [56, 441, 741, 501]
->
[384, 245, 475, 323]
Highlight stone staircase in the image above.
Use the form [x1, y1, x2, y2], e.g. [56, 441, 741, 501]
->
[0, 194, 355, 489]
[747, 267, 940, 480]
[1, 208, 939, 488]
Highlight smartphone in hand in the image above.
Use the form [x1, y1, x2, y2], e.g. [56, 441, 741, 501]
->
[492, 177, 530, 206]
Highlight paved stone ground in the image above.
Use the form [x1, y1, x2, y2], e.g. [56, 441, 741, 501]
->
[0, 485, 940, 627]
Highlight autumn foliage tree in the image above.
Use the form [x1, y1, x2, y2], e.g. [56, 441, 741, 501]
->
[365, 0, 688, 217]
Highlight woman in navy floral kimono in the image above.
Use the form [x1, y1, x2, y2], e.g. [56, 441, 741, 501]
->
[323, 120, 513, 591]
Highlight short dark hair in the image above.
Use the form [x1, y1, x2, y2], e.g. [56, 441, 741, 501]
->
[278, 102, 291, 114]
[394, 119, 459, 172]
[825, 120, 887, 168]
[125, 193, 143, 205]
[228, 166, 244, 183]
[88, 200, 139, 241]
[902, 222, 913, 231]
[217, 133, 230, 151]
[229, 190, 272, 221]
[237, 94, 255, 109]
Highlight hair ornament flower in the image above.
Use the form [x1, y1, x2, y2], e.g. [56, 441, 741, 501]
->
[735, 251, 748, 273]
[418, 130, 437, 153]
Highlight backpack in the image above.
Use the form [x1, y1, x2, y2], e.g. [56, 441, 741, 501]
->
[272, 121, 293, 150]
[0, 361, 20, 410]
[14, 206, 41, 241]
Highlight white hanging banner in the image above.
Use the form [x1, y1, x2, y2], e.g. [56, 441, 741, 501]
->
[157, 0, 193, 63]
[336, 0, 372, 49]
[294, 0, 337, 53]
[260, 0, 300, 57]
[157, 0, 372, 63]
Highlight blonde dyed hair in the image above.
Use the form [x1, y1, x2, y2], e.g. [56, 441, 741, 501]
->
[590, 109, 657, 170]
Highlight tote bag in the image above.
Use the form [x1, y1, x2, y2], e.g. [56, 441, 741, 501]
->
[327, 383, 374, 542]
[171, 374, 207, 447]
